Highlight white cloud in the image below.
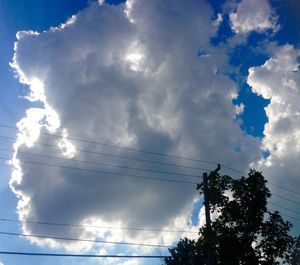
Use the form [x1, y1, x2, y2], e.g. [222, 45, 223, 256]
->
[235, 102, 244, 116]
[229, 0, 278, 34]
[213, 13, 223, 26]
[248, 44, 300, 230]
[248, 44, 300, 158]
[10, 0, 261, 258]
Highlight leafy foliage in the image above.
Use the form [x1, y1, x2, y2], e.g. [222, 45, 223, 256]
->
[290, 236, 300, 265]
[164, 170, 295, 265]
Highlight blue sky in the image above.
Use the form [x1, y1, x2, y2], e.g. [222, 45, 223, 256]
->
[0, 0, 300, 264]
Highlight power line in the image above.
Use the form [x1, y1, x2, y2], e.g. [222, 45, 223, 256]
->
[2, 125, 300, 200]
[4, 132, 300, 196]
[268, 202, 300, 215]
[0, 124, 250, 176]
[0, 218, 199, 234]
[0, 157, 198, 185]
[0, 231, 173, 248]
[0, 135, 210, 172]
[2, 124, 300, 196]
[4, 164, 300, 215]
[202, 158, 300, 198]
[5, 124, 296, 194]
[268, 182, 300, 197]
[0, 148, 203, 179]
[0, 251, 170, 258]
[0, 123, 248, 174]
[3, 154, 300, 206]
[3, 161, 300, 214]
[268, 210, 300, 223]
[0, 124, 219, 165]
[281, 213, 300, 222]
[224, 164, 300, 197]
[0, 124, 17, 130]
[0, 135, 300, 196]
[272, 193, 300, 205]
[201, 162, 300, 198]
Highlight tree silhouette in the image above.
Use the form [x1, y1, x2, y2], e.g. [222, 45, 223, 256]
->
[291, 236, 300, 265]
[164, 169, 295, 265]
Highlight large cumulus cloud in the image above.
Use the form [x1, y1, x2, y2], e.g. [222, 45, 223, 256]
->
[10, 0, 261, 257]
[248, 44, 300, 232]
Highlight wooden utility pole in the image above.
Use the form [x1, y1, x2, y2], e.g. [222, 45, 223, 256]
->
[197, 164, 220, 265]
[203, 172, 211, 229]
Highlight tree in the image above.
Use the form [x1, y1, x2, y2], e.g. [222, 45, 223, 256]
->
[290, 236, 300, 265]
[164, 169, 295, 265]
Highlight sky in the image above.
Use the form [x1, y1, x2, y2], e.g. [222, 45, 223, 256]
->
[0, 0, 300, 264]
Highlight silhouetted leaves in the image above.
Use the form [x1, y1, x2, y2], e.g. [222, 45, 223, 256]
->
[290, 235, 300, 265]
[164, 169, 295, 265]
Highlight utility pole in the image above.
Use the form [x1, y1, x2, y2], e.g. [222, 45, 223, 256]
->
[203, 172, 211, 229]
[197, 164, 220, 265]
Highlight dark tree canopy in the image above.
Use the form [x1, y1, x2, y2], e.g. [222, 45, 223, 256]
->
[291, 236, 300, 265]
[164, 170, 295, 265]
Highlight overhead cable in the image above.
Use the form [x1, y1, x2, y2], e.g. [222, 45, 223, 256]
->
[0, 218, 199, 234]
[0, 135, 210, 172]
[0, 148, 202, 179]
[0, 251, 170, 258]
[0, 231, 173, 248]
[268, 201, 300, 215]
[0, 157, 198, 185]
